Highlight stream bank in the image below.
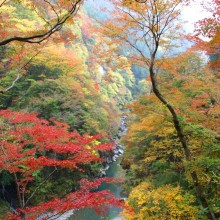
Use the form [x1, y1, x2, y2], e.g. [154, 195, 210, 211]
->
[58, 116, 128, 220]
[67, 157, 126, 220]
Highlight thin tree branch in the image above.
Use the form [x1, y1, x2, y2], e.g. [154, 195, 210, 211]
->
[44, 0, 60, 21]
[25, 167, 58, 206]
[0, 0, 7, 8]
[0, 0, 82, 46]
[135, 0, 147, 2]
[0, 48, 43, 93]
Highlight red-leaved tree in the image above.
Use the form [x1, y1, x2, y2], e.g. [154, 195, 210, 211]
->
[194, 0, 220, 70]
[0, 110, 123, 219]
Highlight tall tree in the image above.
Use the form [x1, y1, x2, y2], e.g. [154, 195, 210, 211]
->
[102, 0, 218, 219]
[121, 50, 219, 218]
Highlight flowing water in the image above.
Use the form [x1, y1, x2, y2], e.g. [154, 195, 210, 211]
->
[65, 116, 127, 220]
[57, 117, 127, 220]
[66, 157, 126, 220]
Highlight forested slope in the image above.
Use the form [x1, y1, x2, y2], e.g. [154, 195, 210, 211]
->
[0, 1, 136, 218]
[0, 0, 219, 219]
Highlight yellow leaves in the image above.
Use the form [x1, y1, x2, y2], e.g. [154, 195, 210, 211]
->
[14, 18, 38, 32]
[129, 115, 163, 135]
[143, 155, 157, 163]
[0, 5, 17, 38]
[124, 93, 181, 163]
[85, 145, 91, 150]
[82, 87, 90, 95]
[85, 140, 101, 156]
[91, 140, 101, 146]
[0, 4, 16, 18]
[123, 182, 199, 220]
[127, 98, 172, 137]
[115, 55, 131, 70]
[33, 44, 83, 73]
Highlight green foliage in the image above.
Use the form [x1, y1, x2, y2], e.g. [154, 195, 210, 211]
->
[0, 199, 10, 219]
[28, 168, 87, 205]
[0, 171, 14, 186]
[150, 161, 184, 187]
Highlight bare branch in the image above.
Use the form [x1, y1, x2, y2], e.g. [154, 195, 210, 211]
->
[44, 0, 60, 21]
[159, 4, 180, 36]
[25, 167, 58, 206]
[0, 48, 43, 93]
[0, 0, 82, 46]
[0, 0, 7, 8]
[135, 0, 147, 2]
[32, 4, 52, 28]
[2, 72, 20, 92]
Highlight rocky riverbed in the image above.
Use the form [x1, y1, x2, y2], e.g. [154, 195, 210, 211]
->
[99, 116, 127, 177]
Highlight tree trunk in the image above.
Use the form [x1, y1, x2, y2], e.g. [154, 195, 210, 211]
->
[13, 174, 23, 208]
[149, 63, 217, 220]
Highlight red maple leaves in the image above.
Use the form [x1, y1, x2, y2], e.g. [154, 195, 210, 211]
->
[8, 178, 123, 220]
[0, 110, 123, 219]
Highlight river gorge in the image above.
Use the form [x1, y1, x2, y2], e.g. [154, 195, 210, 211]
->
[58, 116, 128, 220]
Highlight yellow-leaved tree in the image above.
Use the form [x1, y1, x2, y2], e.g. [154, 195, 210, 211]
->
[123, 182, 199, 220]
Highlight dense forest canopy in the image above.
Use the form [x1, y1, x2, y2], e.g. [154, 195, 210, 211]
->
[0, 0, 219, 219]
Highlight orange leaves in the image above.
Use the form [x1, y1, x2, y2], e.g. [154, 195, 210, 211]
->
[158, 50, 216, 108]
[190, 93, 210, 109]
[94, 82, 100, 92]
[98, 0, 189, 72]
[0, 0, 84, 92]
[131, 115, 164, 134]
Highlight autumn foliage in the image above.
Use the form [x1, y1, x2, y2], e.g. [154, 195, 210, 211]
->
[0, 0, 220, 219]
[194, 0, 220, 70]
[0, 110, 123, 219]
[123, 182, 198, 220]
[121, 50, 220, 218]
